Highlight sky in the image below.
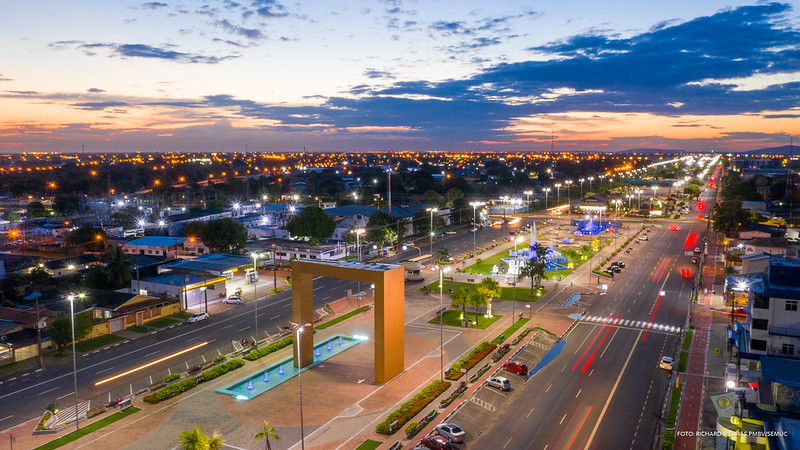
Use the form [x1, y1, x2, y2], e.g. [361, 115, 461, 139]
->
[1, 0, 799, 153]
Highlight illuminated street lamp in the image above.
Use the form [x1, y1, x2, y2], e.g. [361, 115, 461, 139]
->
[544, 188, 551, 210]
[292, 322, 313, 450]
[252, 252, 262, 341]
[555, 183, 562, 208]
[523, 191, 533, 211]
[579, 178, 585, 198]
[437, 265, 450, 380]
[512, 236, 525, 329]
[352, 228, 366, 261]
[636, 189, 642, 209]
[67, 293, 85, 437]
[427, 208, 438, 260]
[564, 180, 572, 215]
[470, 201, 483, 253]
[588, 176, 594, 192]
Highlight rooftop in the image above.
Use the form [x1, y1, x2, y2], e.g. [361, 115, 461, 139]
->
[124, 236, 186, 247]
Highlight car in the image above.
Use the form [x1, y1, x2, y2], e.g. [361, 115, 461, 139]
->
[486, 376, 511, 391]
[602, 270, 615, 278]
[670, 224, 678, 231]
[418, 436, 453, 450]
[470, 227, 478, 232]
[187, 312, 209, 323]
[509, 231, 517, 236]
[609, 266, 621, 273]
[691, 256, 699, 264]
[693, 247, 701, 254]
[444, 231, 457, 235]
[639, 235, 648, 241]
[435, 423, 465, 443]
[502, 360, 528, 376]
[625, 248, 633, 253]
[659, 356, 674, 371]
[403, 242, 415, 247]
[224, 295, 243, 304]
[614, 261, 626, 268]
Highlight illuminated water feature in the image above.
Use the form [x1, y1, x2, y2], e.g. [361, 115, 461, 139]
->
[216, 335, 361, 400]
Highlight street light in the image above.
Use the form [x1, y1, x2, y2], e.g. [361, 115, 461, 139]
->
[67, 293, 84, 437]
[252, 252, 262, 342]
[565, 180, 572, 215]
[512, 236, 524, 329]
[292, 322, 313, 450]
[636, 189, 642, 209]
[555, 183, 562, 208]
[402, 244, 421, 257]
[588, 176, 594, 192]
[579, 178, 585, 198]
[427, 208, 437, 260]
[543, 188, 551, 210]
[352, 228, 366, 261]
[470, 201, 483, 254]
[523, 191, 533, 211]
[438, 265, 450, 380]
[501, 196, 509, 222]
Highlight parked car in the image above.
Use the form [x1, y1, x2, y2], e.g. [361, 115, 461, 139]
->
[445, 231, 457, 235]
[614, 261, 626, 268]
[639, 235, 648, 241]
[691, 256, 699, 264]
[502, 360, 528, 376]
[224, 295, 244, 304]
[187, 312, 209, 323]
[625, 248, 633, 253]
[435, 423, 465, 443]
[659, 356, 674, 371]
[693, 247, 701, 254]
[609, 266, 621, 273]
[418, 436, 453, 450]
[486, 376, 511, 391]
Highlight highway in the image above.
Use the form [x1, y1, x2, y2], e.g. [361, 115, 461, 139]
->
[471, 213, 705, 449]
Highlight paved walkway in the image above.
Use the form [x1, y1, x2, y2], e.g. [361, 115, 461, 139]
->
[674, 233, 717, 449]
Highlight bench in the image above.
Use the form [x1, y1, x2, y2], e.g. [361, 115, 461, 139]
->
[119, 399, 133, 410]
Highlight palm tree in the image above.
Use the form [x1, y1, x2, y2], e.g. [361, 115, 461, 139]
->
[255, 420, 281, 450]
[451, 287, 471, 323]
[436, 246, 451, 264]
[468, 290, 487, 325]
[206, 430, 224, 450]
[105, 245, 133, 288]
[477, 277, 500, 317]
[179, 427, 207, 450]
[518, 244, 548, 292]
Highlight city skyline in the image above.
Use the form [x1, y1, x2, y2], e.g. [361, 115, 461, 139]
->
[1, 1, 798, 153]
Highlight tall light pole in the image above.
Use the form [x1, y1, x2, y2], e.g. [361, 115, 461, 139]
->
[579, 178, 585, 198]
[636, 189, 642, 209]
[293, 322, 312, 450]
[438, 265, 450, 380]
[544, 188, 551, 210]
[565, 180, 572, 216]
[352, 228, 365, 261]
[524, 191, 533, 212]
[588, 176, 594, 192]
[512, 236, 524, 329]
[651, 185, 658, 203]
[501, 196, 509, 222]
[252, 252, 262, 342]
[67, 293, 83, 437]
[555, 184, 562, 208]
[470, 201, 483, 254]
[427, 208, 437, 260]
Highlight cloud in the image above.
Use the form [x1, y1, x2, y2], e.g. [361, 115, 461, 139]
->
[252, 0, 288, 18]
[430, 21, 469, 35]
[0, 74, 11, 82]
[71, 101, 130, 111]
[87, 88, 106, 93]
[214, 19, 264, 40]
[141, 2, 168, 9]
[364, 69, 395, 79]
[51, 41, 238, 64]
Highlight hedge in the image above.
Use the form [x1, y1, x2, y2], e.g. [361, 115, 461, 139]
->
[446, 342, 496, 380]
[201, 359, 245, 382]
[375, 379, 450, 434]
[144, 378, 198, 403]
[244, 336, 293, 361]
[213, 355, 226, 363]
[163, 373, 180, 383]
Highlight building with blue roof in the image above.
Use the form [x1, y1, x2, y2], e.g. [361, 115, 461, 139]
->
[122, 236, 186, 259]
[746, 261, 800, 359]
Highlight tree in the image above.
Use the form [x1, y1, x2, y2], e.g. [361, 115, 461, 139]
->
[28, 266, 51, 286]
[105, 245, 133, 288]
[64, 226, 106, 252]
[110, 206, 139, 228]
[435, 246, 452, 264]
[48, 311, 93, 351]
[202, 218, 247, 254]
[2, 210, 19, 224]
[180, 221, 208, 240]
[451, 287, 471, 323]
[423, 190, 445, 208]
[206, 431, 224, 450]
[254, 420, 281, 450]
[467, 289, 487, 325]
[712, 199, 751, 237]
[477, 277, 500, 318]
[366, 211, 392, 248]
[178, 427, 207, 450]
[52, 193, 81, 217]
[26, 201, 47, 218]
[518, 244, 548, 292]
[412, 209, 445, 236]
[286, 206, 335, 246]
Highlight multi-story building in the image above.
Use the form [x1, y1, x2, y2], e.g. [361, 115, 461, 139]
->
[747, 261, 800, 359]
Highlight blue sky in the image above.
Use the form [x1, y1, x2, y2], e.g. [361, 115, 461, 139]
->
[1, 1, 798, 153]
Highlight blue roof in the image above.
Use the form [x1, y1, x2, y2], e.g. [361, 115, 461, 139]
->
[761, 356, 800, 388]
[125, 236, 186, 247]
[325, 205, 379, 217]
[145, 273, 207, 287]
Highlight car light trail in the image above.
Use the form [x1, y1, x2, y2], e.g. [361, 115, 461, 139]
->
[684, 233, 697, 249]
[656, 257, 671, 282]
[582, 316, 618, 373]
[553, 402, 583, 450]
[651, 258, 668, 282]
[642, 293, 665, 342]
[573, 314, 611, 371]
[567, 403, 594, 450]
[94, 341, 209, 386]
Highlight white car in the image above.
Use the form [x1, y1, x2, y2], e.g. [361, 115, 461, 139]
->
[444, 231, 457, 235]
[187, 312, 209, 323]
[486, 376, 511, 391]
[224, 295, 243, 305]
[659, 356, 674, 371]
[639, 235, 648, 241]
[435, 423, 465, 443]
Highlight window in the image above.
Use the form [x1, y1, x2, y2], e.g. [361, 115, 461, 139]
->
[787, 300, 798, 311]
[750, 339, 767, 351]
[782, 343, 795, 355]
[753, 295, 769, 309]
[752, 319, 768, 330]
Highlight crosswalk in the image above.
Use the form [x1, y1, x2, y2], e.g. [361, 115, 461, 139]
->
[580, 315, 682, 334]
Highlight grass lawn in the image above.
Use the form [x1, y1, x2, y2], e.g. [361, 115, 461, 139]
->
[461, 249, 510, 274]
[426, 280, 546, 302]
[355, 440, 382, 450]
[491, 319, 530, 344]
[75, 334, 126, 353]
[125, 325, 151, 333]
[316, 306, 370, 330]
[172, 312, 192, 319]
[666, 383, 682, 428]
[35, 407, 141, 450]
[0, 357, 41, 378]
[143, 317, 179, 328]
[678, 352, 689, 372]
[428, 309, 502, 330]
[682, 329, 694, 350]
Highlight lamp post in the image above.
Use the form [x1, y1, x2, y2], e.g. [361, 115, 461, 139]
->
[555, 184, 562, 208]
[512, 236, 524, 329]
[293, 322, 312, 450]
[588, 176, 594, 192]
[579, 178, 585, 198]
[524, 191, 533, 212]
[352, 228, 365, 261]
[636, 189, 642, 209]
[427, 208, 437, 260]
[252, 253, 262, 342]
[544, 188, 550, 210]
[67, 293, 83, 437]
[501, 196, 509, 222]
[565, 180, 572, 215]
[402, 244, 421, 257]
[470, 201, 483, 254]
[438, 265, 450, 380]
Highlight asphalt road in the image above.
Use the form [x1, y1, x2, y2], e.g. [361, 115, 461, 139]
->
[471, 213, 705, 449]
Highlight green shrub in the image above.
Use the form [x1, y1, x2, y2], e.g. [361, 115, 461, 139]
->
[151, 378, 198, 402]
[213, 355, 226, 363]
[163, 373, 180, 383]
[405, 422, 418, 435]
[143, 393, 158, 404]
[375, 379, 450, 434]
[201, 359, 245, 382]
[244, 336, 293, 361]
[446, 342, 496, 380]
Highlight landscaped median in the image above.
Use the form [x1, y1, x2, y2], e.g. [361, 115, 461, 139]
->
[445, 342, 497, 381]
[375, 379, 451, 435]
[143, 359, 245, 404]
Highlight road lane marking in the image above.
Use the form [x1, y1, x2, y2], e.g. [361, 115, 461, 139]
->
[527, 407, 535, 418]
[0, 415, 12, 423]
[502, 437, 513, 449]
[39, 387, 59, 395]
[583, 330, 643, 450]
[576, 389, 581, 398]
[57, 391, 74, 400]
[270, 315, 280, 320]
[145, 351, 159, 357]
[559, 413, 567, 424]
[600, 329, 619, 358]
[238, 327, 250, 332]
[96, 367, 114, 375]
[222, 324, 233, 329]
[546, 384, 552, 392]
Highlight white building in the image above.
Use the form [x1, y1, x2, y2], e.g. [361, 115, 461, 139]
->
[747, 262, 800, 359]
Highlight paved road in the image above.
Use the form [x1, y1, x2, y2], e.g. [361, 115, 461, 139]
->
[472, 214, 705, 449]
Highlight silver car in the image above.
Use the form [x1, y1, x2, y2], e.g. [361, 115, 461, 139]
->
[486, 376, 511, 391]
[435, 423, 465, 443]
[224, 295, 243, 305]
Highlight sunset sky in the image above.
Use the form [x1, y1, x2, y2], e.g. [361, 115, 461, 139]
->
[1, 1, 798, 153]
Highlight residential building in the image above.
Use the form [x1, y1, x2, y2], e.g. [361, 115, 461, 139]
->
[122, 236, 186, 258]
[746, 262, 800, 359]
[41, 254, 101, 277]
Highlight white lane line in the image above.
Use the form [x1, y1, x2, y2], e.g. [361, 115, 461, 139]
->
[0, 415, 12, 423]
[270, 315, 280, 320]
[96, 367, 114, 375]
[39, 386, 59, 396]
[145, 351, 159, 357]
[502, 437, 513, 449]
[222, 324, 234, 329]
[546, 384, 552, 392]
[576, 389, 582, 398]
[527, 407, 535, 418]
[559, 413, 567, 424]
[238, 327, 250, 332]
[57, 391, 75, 400]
